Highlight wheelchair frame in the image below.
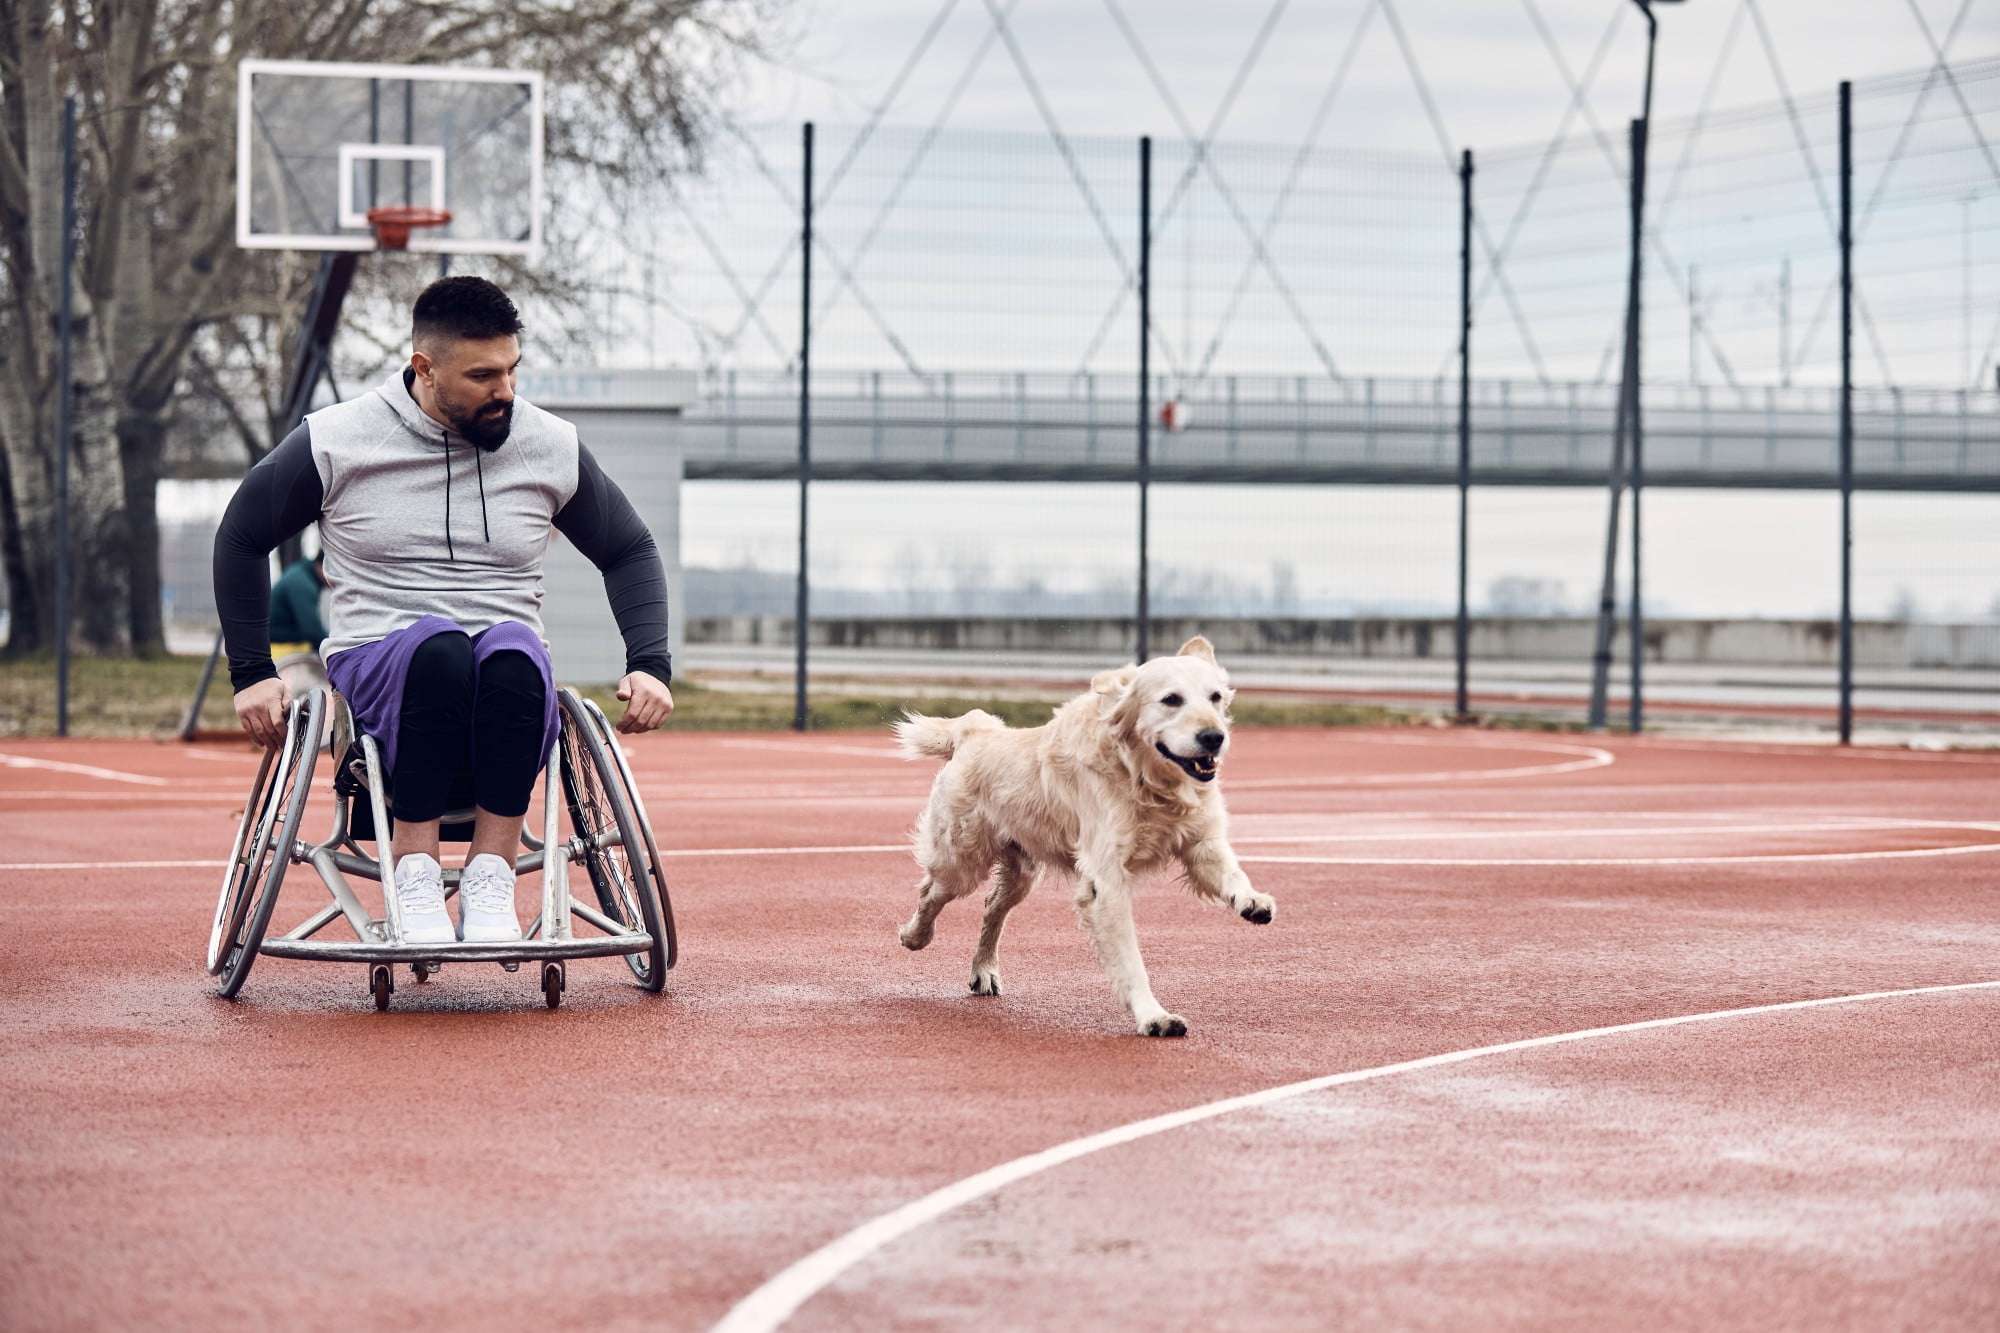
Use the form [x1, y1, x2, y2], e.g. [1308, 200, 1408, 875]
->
[206, 685, 676, 1010]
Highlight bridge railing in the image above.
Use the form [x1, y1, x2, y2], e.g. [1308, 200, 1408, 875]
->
[681, 369, 1997, 487]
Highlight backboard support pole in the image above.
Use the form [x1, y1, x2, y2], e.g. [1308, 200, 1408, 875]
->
[183, 250, 359, 740]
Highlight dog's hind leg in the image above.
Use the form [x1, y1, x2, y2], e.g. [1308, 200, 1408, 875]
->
[969, 848, 1035, 996]
[898, 858, 985, 952]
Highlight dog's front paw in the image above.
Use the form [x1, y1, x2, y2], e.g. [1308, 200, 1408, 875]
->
[899, 916, 934, 951]
[1234, 891, 1276, 925]
[1138, 1012, 1188, 1038]
[969, 965, 1002, 996]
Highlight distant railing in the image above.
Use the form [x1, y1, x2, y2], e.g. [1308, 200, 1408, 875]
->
[676, 369, 1998, 489]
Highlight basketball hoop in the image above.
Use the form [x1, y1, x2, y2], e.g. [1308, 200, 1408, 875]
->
[1159, 399, 1190, 433]
[366, 206, 453, 251]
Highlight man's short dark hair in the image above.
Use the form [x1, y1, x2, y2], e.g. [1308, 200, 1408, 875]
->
[413, 275, 523, 349]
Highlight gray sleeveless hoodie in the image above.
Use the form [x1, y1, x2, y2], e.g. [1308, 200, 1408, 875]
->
[310, 369, 580, 659]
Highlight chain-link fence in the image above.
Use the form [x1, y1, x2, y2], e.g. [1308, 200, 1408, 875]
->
[601, 57, 1996, 735]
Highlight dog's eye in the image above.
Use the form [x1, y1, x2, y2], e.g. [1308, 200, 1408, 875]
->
[1210, 692, 1223, 704]
[1162, 693, 1183, 708]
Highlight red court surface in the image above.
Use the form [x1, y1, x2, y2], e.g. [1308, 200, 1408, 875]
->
[2, 726, 1996, 1329]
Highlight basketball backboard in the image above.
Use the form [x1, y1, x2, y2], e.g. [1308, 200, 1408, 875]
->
[236, 59, 544, 256]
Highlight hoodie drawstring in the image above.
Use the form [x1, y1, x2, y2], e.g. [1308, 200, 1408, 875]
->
[474, 445, 490, 542]
[440, 437, 491, 562]
[443, 442, 455, 561]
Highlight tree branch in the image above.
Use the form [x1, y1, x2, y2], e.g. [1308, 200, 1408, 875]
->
[83, 0, 162, 303]
[187, 344, 268, 463]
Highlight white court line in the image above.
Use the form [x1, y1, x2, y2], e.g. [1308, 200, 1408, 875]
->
[710, 978, 2000, 1333]
[1231, 810, 1811, 825]
[0, 752, 171, 786]
[1240, 841, 2000, 866]
[1225, 739, 1614, 789]
[1228, 818, 1976, 846]
[660, 843, 908, 859]
[0, 791, 250, 802]
[718, 738, 909, 761]
[10, 817, 2000, 873]
[0, 845, 911, 871]
[0, 858, 228, 871]
[180, 748, 260, 764]
[1632, 738, 2000, 765]
[0, 784, 924, 807]
[707, 734, 1616, 789]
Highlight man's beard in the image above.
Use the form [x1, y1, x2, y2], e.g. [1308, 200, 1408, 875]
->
[445, 397, 513, 451]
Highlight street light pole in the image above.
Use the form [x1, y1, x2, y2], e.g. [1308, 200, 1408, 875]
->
[1587, 0, 1682, 732]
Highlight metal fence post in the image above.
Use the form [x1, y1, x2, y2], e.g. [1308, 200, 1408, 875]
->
[1137, 134, 1152, 665]
[1456, 148, 1472, 722]
[1629, 115, 1649, 736]
[1589, 118, 1644, 731]
[1838, 83, 1855, 745]
[55, 95, 78, 737]
[794, 122, 813, 732]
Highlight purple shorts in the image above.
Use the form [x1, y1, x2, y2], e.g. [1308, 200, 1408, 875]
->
[325, 616, 558, 779]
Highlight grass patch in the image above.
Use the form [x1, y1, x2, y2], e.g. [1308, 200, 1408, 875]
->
[0, 654, 242, 738]
[2, 653, 1448, 739]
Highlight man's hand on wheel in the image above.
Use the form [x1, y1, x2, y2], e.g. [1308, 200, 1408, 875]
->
[615, 671, 674, 734]
[234, 678, 290, 749]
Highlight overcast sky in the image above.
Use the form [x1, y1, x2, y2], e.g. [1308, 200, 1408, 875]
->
[728, 0, 1998, 151]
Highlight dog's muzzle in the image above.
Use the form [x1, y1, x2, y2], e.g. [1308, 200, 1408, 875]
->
[1156, 742, 1219, 783]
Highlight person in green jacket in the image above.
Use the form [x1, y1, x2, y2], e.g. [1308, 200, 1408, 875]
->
[268, 552, 329, 697]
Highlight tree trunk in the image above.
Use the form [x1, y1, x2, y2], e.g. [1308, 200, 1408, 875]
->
[0, 441, 38, 657]
[118, 407, 167, 655]
[59, 293, 132, 654]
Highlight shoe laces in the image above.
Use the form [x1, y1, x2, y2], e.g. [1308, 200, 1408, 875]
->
[461, 860, 516, 914]
[395, 864, 446, 914]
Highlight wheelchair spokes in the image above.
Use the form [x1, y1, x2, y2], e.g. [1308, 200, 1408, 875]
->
[558, 689, 671, 990]
[208, 744, 276, 975]
[213, 690, 326, 997]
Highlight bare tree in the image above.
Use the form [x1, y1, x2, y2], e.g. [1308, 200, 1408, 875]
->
[0, 0, 773, 657]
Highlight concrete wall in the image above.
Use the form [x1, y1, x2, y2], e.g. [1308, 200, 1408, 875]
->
[540, 417, 684, 684]
[527, 376, 694, 685]
[685, 614, 2000, 670]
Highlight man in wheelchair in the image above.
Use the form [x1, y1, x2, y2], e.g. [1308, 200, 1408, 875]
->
[214, 276, 674, 947]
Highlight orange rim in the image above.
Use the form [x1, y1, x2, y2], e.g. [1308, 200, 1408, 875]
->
[365, 206, 453, 249]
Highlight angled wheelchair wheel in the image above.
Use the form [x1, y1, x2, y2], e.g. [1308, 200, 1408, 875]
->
[580, 695, 677, 971]
[557, 689, 673, 990]
[212, 690, 326, 998]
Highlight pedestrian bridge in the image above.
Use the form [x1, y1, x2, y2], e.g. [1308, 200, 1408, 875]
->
[520, 368, 1999, 492]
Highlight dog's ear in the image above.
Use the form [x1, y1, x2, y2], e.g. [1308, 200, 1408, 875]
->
[1091, 664, 1137, 717]
[1178, 635, 1217, 664]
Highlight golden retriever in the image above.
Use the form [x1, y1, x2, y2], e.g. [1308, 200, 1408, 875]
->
[891, 636, 1274, 1037]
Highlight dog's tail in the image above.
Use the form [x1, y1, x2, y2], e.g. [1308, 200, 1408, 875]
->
[892, 709, 1005, 761]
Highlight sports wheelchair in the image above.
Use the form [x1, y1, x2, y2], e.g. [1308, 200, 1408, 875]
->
[206, 685, 676, 1010]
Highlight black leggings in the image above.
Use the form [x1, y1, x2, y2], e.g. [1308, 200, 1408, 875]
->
[393, 632, 547, 822]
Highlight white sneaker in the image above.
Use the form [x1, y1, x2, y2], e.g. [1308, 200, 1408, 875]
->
[393, 853, 456, 945]
[458, 853, 523, 943]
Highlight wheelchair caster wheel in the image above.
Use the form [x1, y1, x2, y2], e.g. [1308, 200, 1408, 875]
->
[369, 964, 394, 1011]
[411, 961, 434, 983]
[541, 961, 565, 1010]
[501, 961, 521, 973]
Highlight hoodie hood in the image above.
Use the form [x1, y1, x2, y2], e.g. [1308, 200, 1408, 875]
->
[377, 368, 455, 447]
